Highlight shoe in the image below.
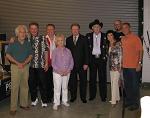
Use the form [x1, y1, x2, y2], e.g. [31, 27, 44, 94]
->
[41, 101, 48, 108]
[31, 98, 38, 106]
[128, 105, 139, 111]
[47, 99, 52, 103]
[81, 99, 87, 103]
[112, 104, 116, 108]
[53, 104, 58, 110]
[42, 103, 48, 108]
[10, 110, 16, 116]
[62, 102, 70, 107]
[89, 97, 95, 101]
[124, 103, 131, 108]
[20, 106, 30, 110]
[109, 100, 119, 104]
[101, 98, 106, 102]
[70, 98, 76, 103]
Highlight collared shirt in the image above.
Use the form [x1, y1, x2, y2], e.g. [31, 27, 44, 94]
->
[6, 39, 32, 63]
[30, 35, 48, 68]
[121, 33, 143, 68]
[52, 47, 74, 74]
[73, 35, 79, 45]
[73, 35, 79, 42]
[92, 33, 101, 55]
[45, 35, 56, 65]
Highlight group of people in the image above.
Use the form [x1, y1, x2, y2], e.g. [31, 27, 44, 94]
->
[5, 19, 143, 116]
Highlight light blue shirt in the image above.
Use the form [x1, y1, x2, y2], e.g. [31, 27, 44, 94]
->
[92, 33, 101, 55]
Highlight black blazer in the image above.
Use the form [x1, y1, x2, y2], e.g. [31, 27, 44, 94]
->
[86, 32, 109, 62]
[66, 34, 89, 69]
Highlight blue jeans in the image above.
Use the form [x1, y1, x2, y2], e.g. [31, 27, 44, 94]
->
[123, 68, 140, 106]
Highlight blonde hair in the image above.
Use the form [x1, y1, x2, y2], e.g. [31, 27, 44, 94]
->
[56, 33, 65, 40]
[15, 25, 28, 37]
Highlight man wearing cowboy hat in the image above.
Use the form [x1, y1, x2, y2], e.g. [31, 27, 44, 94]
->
[86, 19, 109, 102]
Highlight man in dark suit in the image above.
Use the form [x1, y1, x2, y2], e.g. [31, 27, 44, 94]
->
[86, 19, 109, 102]
[66, 23, 89, 103]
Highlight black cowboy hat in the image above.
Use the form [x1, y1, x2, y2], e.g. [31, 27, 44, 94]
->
[89, 22, 93, 29]
[91, 19, 103, 28]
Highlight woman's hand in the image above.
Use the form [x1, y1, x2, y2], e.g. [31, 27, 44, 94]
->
[63, 70, 70, 76]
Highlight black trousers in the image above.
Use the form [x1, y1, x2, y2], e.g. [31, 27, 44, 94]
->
[45, 66, 54, 102]
[123, 68, 140, 106]
[28, 67, 47, 103]
[89, 57, 107, 100]
[69, 67, 87, 100]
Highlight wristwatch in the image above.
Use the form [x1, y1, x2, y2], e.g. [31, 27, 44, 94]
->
[138, 61, 142, 66]
[138, 61, 142, 64]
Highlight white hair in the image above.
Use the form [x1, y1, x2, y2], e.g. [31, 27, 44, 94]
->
[15, 25, 28, 37]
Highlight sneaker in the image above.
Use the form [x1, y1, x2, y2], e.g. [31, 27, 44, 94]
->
[62, 102, 70, 107]
[42, 103, 48, 107]
[41, 101, 48, 108]
[31, 98, 38, 106]
[53, 104, 58, 110]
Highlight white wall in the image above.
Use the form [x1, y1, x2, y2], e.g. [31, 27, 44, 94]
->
[0, 0, 138, 38]
[142, 0, 150, 83]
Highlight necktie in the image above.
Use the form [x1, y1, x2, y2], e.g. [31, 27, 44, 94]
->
[95, 35, 98, 46]
[74, 36, 77, 45]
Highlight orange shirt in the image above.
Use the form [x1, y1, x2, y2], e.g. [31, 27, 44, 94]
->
[121, 33, 143, 68]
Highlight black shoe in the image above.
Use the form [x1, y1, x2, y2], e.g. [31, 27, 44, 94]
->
[128, 105, 139, 111]
[89, 97, 95, 101]
[70, 98, 76, 102]
[47, 99, 52, 103]
[124, 104, 131, 108]
[81, 99, 87, 103]
[101, 98, 106, 102]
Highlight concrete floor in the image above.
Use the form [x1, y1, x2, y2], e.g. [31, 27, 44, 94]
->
[0, 84, 149, 118]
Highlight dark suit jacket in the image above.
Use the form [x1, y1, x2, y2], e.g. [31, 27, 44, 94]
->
[66, 34, 89, 70]
[114, 31, 124, 42]
[86, 32, 109, 63]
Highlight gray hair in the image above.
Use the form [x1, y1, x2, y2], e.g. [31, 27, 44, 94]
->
[15, 25, 28, 37]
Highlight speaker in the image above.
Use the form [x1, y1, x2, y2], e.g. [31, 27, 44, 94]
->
[0, 33, 6, 41]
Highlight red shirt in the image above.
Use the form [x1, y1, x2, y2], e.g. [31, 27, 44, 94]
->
[121, 33, 143, 68]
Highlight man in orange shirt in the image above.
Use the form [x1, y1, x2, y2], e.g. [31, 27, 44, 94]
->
[122, 22, 143, 111]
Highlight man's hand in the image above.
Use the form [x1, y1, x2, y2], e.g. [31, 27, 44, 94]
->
[17, 63, 24, 69]
[44, 64, 48, 72]
[136, 64, 142, 72]
[83, 65, 88, 70]
[9, 37, 15, 43]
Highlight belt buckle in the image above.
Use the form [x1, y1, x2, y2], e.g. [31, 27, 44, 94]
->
[95, 54, 100, 58]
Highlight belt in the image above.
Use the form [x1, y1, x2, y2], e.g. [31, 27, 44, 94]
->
[92, 54, 101, 58]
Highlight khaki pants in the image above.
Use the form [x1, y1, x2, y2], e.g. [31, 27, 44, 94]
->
[110, 71, 120, 104]
[10, 64, 29, 111]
